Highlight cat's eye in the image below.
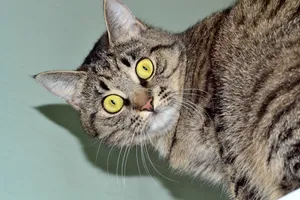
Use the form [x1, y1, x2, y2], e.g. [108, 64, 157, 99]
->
[103, 95, 124, 114]
[136, 58, 154, 80]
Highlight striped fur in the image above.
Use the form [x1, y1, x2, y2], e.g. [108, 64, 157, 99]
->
[35, 0, 300, 199]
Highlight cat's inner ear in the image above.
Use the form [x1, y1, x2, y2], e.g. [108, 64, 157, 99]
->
[34, 71, 86, 110]
[104, 0, 146, 44]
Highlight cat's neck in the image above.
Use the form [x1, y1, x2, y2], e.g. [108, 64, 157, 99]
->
[181, 10, 228, 104]
[151, 10, 230, 182]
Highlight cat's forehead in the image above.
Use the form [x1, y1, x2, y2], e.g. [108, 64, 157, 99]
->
[81, 29, 177, 87]
[111, 30, 174, 55]
[111, 41, 145, 59]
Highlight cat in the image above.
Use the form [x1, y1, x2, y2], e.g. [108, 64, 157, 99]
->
[34, 0, 300, 199]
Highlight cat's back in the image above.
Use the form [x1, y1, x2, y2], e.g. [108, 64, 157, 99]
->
[214, 0, 300, 81]
[213, 0, 300, 138]
[211, 1, 300, 198]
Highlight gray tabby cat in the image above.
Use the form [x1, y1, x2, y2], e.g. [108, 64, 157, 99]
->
[34, 0, 300, 199]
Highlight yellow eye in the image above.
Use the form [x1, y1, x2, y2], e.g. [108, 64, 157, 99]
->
[103, 95, 124, 114]
[136, 58, 154, 80]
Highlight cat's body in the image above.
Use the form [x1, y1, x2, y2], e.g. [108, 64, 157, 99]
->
[165, 2, 300, 199]
[35, 0, 300, 199]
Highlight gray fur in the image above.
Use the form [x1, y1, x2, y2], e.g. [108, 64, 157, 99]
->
[35, 0, 300, 199]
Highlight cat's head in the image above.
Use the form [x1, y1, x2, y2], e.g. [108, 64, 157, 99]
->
[35, 0, 186, 146]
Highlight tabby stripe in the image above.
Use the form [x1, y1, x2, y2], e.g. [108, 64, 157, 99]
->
[98, 74, 112, 81]
[267, 143, 276, 163]
[244, 187, 259, 200]
[114, 57, 120, 71]
[91, 67, 97, 74]
[206, 12, 225, 88]
[218, 145, 224, 157]
[256, 76, 300, 123]
[280, 178, 297, 193]
[107, 53, 119, 70]
[251, 68, 273, 96]
[99, 80, 109, 91]
[190, 29, 212, 88]
[268, 125, 300, 163]
[159, 60, 167, 75]
[203, 67, 212, 96]
[190, 54, 207, 90]
[266, 7, 300, 38]
[89, 112, 99, 137]
[268, 0, 286, 20]
[234, 176, 248, 196]
[251, 0, 271, 25]
[236, 12, 246, 26]
[262, 0, 271, 10]
[294, 161, 300, 172]
[190, 53, 209, 104]
[165, 53, 182, 79]
[107, 53, 115, 58]
[224, 153, 237, 164]
[265, 96, 299, 139]
[249, 0, 258, 6]
[208, 10, 227, 123]
[150, 42, 176, 54]
[286, 141, 300, 160]
[167, 126, 178, 160]
[255, 62, 300, 101]
[286, 141, 300, 176]
[279, 127, 295, 144]
[289, 7, 300, 28]
[121, 58, 131, 67]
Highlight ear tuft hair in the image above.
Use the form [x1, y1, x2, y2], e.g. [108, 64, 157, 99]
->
[35, 71, 86, 109]
[104, 0, 146, 44]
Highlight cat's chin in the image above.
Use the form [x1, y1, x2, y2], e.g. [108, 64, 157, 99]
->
[147, 106, 178, 135]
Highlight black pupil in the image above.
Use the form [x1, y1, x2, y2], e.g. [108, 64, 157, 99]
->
[111, 100, 116, 105]
[143, 66, 148, 71]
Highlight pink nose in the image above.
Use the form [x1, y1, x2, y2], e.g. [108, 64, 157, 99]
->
[140, 98, 154, 111]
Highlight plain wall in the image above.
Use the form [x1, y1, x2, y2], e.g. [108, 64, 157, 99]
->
[0, 0, 232, 199]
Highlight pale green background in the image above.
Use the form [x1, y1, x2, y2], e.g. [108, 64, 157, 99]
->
[1, 0, 232, 199]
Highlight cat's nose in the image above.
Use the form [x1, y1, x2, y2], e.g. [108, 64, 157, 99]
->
[140, 98, 154, 112]
[133, 90, 154, 112]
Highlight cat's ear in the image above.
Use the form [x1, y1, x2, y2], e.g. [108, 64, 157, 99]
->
[104, 0, 146, 44]
[34, 71, 86, 110]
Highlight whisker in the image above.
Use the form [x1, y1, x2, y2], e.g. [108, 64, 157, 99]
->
[141, 142, 159, 187]
[145, 134, 161, 168]
[122, 134, 135, 186]
[169, 92, 213, 125]
[107, 145, 115, 173]
[135, 146, 142, 177]
[121, 146, 128, 188]
[182, 97, 213, 123]
[95, 139, 103, 165]
[170, 100, 198, 116]
[140, 143, 150, 176]
[116, 146, 124, 186]
[180, 88, 210, 96]
[85, 139, 101, 148]
[120, 130, 131, 186]
[144, 143, 178, 183]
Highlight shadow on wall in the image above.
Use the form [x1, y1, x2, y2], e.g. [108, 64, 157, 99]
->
[36, 104, 228, 200]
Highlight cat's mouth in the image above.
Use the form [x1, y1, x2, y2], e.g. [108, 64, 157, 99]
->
[147, 106, 178, 133]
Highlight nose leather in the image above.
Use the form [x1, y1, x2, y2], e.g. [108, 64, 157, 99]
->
[133, 90, 154, 111]
[140, 98, 153, 111]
